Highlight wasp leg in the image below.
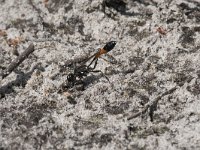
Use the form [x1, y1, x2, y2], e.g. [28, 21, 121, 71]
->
[99, 56, 117, 65]
[104, 53, 118, 64]
[87, 57, 97, 68]
[92, 58, 98, 70]
[88, 58, 98, 70]
[90, 70, 110, 83]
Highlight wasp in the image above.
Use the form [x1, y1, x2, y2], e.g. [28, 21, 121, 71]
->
[60, 41, 117, 91]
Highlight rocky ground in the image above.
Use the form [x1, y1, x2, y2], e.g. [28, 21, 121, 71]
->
[0, 0, 200, 149]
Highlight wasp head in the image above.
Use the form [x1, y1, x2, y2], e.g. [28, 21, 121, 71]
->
[103, 41, 116, 52]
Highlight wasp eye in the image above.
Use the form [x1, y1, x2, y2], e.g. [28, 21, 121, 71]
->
[103, 41, 116, 52]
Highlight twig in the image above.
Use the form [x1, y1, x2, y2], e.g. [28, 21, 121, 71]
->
[127, 76, 194, 121]
[1, 43, 34, 79]
[127, 87, 177, 120]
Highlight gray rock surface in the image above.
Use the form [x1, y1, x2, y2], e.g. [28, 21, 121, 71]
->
[0, 0, 200, 149]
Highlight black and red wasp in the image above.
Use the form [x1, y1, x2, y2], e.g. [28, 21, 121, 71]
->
[60, 41, 117, 91]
